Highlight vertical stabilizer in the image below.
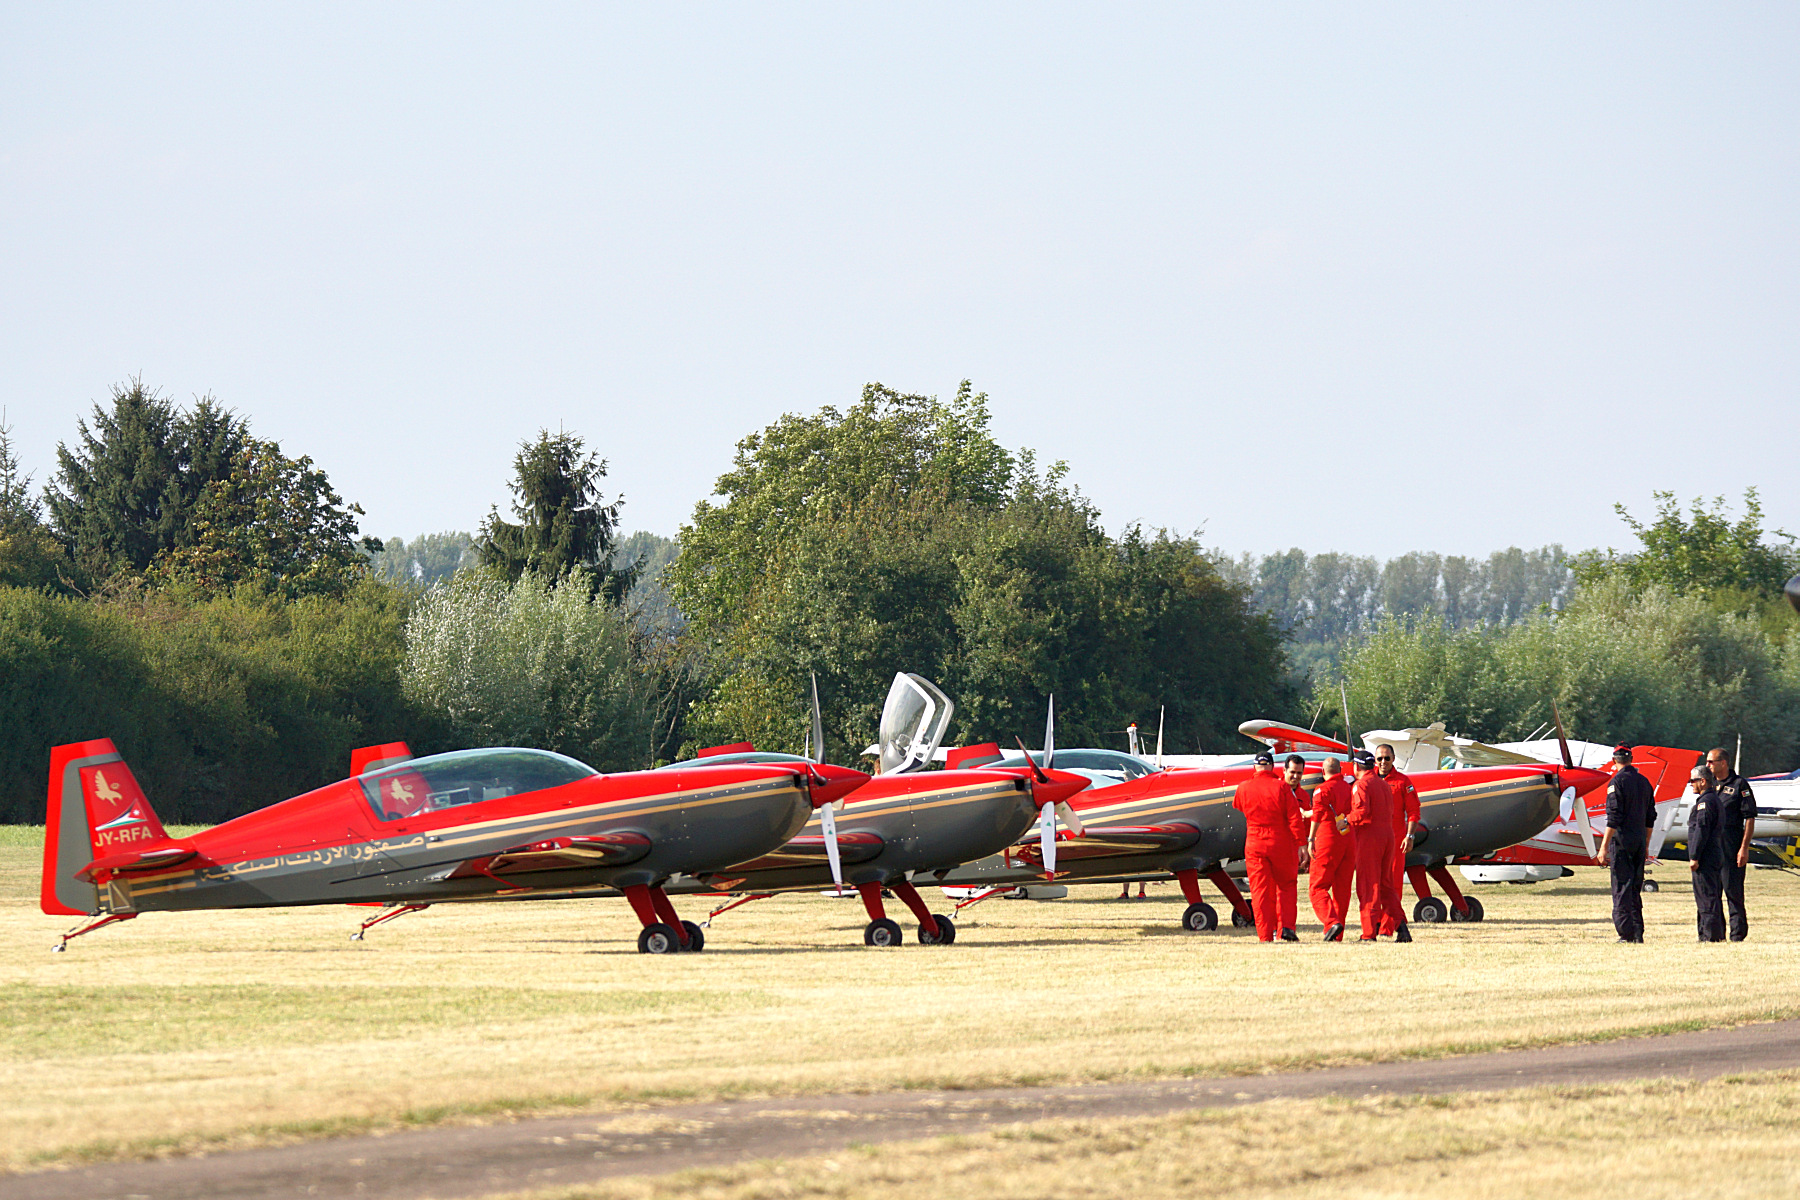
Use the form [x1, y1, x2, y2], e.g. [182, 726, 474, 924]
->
[42, 740, 170, 916]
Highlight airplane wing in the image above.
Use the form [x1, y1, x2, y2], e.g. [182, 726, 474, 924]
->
[1011, 823, 1202, 865]
[726, 832, 885, 874]
[1237, 720, 1350, 754]
[446, 833, 654, 878]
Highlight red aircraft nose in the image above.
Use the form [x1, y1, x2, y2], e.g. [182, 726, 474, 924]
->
[1031, 768, 1092, 809]
[805, 763, 871, 808]
[1558, 766, 1611, 796]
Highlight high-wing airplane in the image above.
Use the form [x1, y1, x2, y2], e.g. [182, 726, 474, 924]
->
[660, 675, 1091, 947]
[41, 738, 866, 955]
[935, 717, 1609, 930]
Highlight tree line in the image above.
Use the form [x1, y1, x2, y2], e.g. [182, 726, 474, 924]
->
[2, 377, 1796, 822]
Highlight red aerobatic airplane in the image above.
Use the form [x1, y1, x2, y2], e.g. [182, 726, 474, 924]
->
[41, 738, 866, 954]
[660, 675, 1091, 946]
[936, 718, 1610, 930]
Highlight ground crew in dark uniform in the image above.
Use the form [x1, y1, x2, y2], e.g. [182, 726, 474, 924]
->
[1685, 766, 1728, 942]
[1706, 748, 1756, 940]
[1594, 743, 1656, 942]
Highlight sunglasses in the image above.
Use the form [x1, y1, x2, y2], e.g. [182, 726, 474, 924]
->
[1375, 756, 1394, 762]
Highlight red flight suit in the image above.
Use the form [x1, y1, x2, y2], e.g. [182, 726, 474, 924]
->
[1349, 770, 1400, 938]
[1232, 767, 1307, 941]
[1308, 774, 1356, 928]
[1380, 767, 1421, 929]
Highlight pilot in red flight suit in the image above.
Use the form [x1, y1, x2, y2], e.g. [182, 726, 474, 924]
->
[1232, 751, 1309, 942]
[1374, 744, 1420, 944]
[1307, 757, 1356, 941]
[1348, 751, 1407, 942]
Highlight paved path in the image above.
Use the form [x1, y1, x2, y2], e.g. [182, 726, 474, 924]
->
[8, 1020, 1799, 1200]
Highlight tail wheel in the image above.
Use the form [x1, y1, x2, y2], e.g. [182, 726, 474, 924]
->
[679, 920, 706, 952]
[1231, 907, 1255, 929]
[1449, 895, 1485, 923]
[1413, 897, 1449, 924]
[1641, 879, 1660, 893]
[917, 914, 957, 945]
[863, 918, 904, 947]
[1182, 902, 1218, 932]
[637, 923, 681, 954]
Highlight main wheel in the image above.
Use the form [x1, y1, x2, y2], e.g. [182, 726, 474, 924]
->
[637, 923, 680, 954]
[1413, 896, 1449, 923]
[918, 913, 957, 945]
[679, 920, 706, 952]
[864, 917, 904, 947]
[1231, 907, 1255, 929]
[1182, 902, 1218, 932]
[1641, 879, 1660, 893]
[1449, 895, 1484, 922]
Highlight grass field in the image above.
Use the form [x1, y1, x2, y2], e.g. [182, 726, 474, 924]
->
[4, 826, 1798, 1174]
[486, 1071, 1800, 1200]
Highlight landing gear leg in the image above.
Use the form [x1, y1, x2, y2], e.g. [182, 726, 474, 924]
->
[1430, 866, 1481, 922]
[649, 885, 702, 952]
[1175, 868, 1218, 932]
[350, 902, 430, 941]
[52, 911, 136, 952]
[1407, 866, 1448, 923]
[624, 884, 682, 954]
[1206, 869, 1254, 928]
[891, 881, 956, 945]
[856, 881, 904, 947]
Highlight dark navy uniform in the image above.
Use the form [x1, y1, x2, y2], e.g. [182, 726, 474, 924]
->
[1686, 782, 1728, 942]
[1716, 771, 1756, 940]
[1605, 764, 1656, 941]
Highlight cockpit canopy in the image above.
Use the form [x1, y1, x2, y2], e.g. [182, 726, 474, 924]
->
[360, 748, 598, 821]
[653, 751, 814, 769]
[991, 747, 1160, 786]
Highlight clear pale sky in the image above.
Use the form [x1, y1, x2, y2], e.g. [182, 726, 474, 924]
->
[3, 4, 1794, 560]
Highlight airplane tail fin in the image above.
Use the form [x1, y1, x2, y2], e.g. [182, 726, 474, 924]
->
[41, 740, 172, 916]
[351, 742, 413, 776]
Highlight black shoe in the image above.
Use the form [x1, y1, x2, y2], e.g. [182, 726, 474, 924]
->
[1323, 924, 1345, 942]
[1394, 925, 1413, 943]
[1281, 928, 1299, 942]
[1616, 936, 1635, 943]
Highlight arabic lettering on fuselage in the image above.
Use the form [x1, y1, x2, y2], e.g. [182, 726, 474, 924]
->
[213, 835, 430, 881]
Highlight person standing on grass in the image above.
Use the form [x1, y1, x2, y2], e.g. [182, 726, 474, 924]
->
[1595, 743, 1656, 942]
[1373, 744, 1420, 945]
[1308, 756, 1356, 942]
[1347, 751, 1406, 942]
[1707, 748, 1757, 941]
[1232, 751, 1309, 942]
[1685, 766, 1728, 942]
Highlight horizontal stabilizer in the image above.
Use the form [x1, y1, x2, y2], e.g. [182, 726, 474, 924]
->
[946, 743, 1003, 769]
[351, 742, 414, 776]
[76, 845, 199, 883]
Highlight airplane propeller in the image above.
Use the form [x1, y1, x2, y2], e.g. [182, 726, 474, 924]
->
[1550, 698, 1575, 770]
[1016, 703, 1083, 879]
[808, 673, 843, 894]
[1155, 705, 1165, 770]
[1560, 785, 1596, 859]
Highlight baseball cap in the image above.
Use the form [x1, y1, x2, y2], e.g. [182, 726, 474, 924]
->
[1252, 751, 1274, 766]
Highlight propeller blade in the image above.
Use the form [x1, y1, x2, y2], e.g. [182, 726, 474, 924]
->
[1551, 698, 1574, 770]
[1648, 796, 1678, 859]
[1039, 800, 1057, 877]
[1565, 786, 1597, 859]
[1156, 705, 1165, 769]
[1339, 681, 1354, 750]
[1558, 786, 1576, 823]
[810, 673, 826, 764]
[1013, 736, 1049, 784]
[820, 798, 843, 893]
[1056, 800, 1086, 838]
[1044, 695, 1055, 770]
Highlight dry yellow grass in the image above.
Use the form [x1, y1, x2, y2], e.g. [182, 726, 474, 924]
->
[3, 827, 1797, 1172]
[478, 1071, 1800, 1200]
